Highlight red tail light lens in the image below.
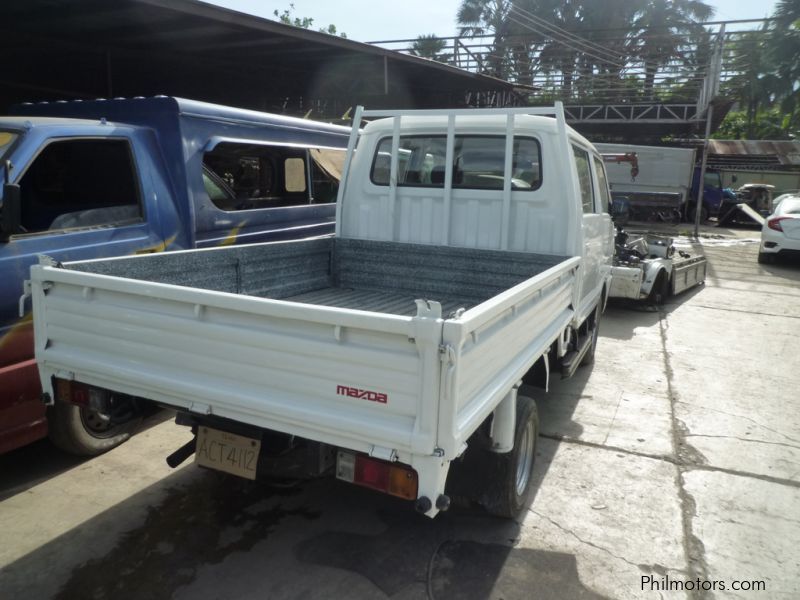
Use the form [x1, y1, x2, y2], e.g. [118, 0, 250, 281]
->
[337, 451, 419, 500]
[355, 457, 390, 490]
[768, 217, 788, 232]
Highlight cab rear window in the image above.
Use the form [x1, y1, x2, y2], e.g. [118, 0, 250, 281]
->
[370, 135, 541, 191]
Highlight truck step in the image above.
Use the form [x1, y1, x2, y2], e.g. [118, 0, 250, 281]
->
[560, 332, 592, 379]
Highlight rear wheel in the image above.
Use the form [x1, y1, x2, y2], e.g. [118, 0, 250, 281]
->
[758, 252, 774, 265]
[481, 395, 539, 518]
[48, 402, 142, 456]
[648, 270, 670, 305]
[580, 301, 602, 366]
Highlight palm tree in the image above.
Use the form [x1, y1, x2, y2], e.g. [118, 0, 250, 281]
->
[631, 0, 714, 99]
[408, 35, 452, 63]
[570, 0, 644, 101]
[456, 0, 513, 77]
[723, 27, 777, 137]
[769, 0, 800, 134]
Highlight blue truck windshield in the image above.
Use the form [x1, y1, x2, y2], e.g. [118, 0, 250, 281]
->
[0, 131, 18, 161]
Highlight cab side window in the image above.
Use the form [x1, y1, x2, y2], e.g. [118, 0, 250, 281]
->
[202, 144, 346, 211]
[572, 146, 594, 213]
[592, 156, 611, 214]
[19, 139, 142, 234]
[309, 148, 345, 204]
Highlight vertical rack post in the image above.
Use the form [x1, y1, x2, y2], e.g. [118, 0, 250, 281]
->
[501, 113, 515, 250]
[388, 115, 401, 240]
[442, 114, 456, 245]
[334, 105, 363, 237]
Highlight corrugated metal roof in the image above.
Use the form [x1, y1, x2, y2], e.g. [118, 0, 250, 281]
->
[0, 0, 515, 116]
[708, 140, 800, 165]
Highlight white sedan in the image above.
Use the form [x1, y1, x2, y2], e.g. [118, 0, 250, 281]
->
[759, 196, 800, 263]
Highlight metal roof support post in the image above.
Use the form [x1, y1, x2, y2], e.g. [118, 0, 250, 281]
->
[383, 56, 389, 95]
[694, 104, 714, 238]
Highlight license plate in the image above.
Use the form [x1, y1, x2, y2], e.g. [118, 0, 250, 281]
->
[195, 426, 261, 480]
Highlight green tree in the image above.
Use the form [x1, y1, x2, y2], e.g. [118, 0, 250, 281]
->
[769, 0, 800, 134]
[456, 0, 513, 77]
[722, 26, 778, 138]
[408, 35, 453, 63]
[273, 4, 347, 38]
[631, 0, 714, 99]
[718, 0, 800, 138]
[713, 108, 799, 140]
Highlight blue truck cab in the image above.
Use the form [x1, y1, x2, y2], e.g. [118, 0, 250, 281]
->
[688, 167, 737, 221]
[0, 96, 349, 454]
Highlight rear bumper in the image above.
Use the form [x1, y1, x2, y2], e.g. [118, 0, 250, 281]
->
[760, 236, 800, 254]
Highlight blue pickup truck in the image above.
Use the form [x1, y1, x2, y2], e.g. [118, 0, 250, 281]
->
[0, 96, 349, 455]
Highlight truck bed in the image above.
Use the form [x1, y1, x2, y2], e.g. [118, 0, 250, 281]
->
[33, 237, 575, 474]
[67, 238, 565, 317]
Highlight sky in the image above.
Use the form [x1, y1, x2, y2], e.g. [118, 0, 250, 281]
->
[208, 0, 779, 43]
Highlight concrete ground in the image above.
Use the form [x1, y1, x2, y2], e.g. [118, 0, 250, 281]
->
[1, 226, 798, 599]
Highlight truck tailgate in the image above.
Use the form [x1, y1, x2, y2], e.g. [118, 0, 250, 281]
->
[30, 265, 443, 459]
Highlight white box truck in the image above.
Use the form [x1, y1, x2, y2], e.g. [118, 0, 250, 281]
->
[596, 143, 696, 222]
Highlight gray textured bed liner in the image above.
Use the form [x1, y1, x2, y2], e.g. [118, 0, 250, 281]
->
[66, 238, 567, 316]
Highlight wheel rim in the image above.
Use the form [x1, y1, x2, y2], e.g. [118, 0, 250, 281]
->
[80, 408, 117, 437]
[515, 420, 535, 496]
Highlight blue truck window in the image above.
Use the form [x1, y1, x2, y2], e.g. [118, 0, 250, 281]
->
[203, 142, 313, 211]
[18, 138, 141, 234]
[0, 131, 18, 160]
[309, 148, 344, 204]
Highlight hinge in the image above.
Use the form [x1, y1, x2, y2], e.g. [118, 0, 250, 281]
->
[189, 402, 212, 416]
[19, 280, 32, 317]
[37, 254, 61, 268]
[438, 344, 456, 364]
[369, 445, 397, 462]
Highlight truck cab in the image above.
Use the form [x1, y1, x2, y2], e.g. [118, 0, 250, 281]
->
[339, 109, 614, 327]
[690, 167, 737, 221]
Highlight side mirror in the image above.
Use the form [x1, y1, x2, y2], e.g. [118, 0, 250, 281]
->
[0, 182, 22, 242]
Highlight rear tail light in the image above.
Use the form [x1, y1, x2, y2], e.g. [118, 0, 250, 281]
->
[53, 377, 107, 409]
[767, 217, 789, 232]
[55, 378, 90, 407]
[336, 451, 418, 500]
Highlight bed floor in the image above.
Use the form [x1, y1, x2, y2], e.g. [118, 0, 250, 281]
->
[286, 285, 476, 317]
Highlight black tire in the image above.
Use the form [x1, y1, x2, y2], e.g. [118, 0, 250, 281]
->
[482, 396, 539, 519]
[580, 301, 602, 367]
[648, 270, 670, 305]
[48, 402, 142, 456]
[757, 252, 774, 265]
